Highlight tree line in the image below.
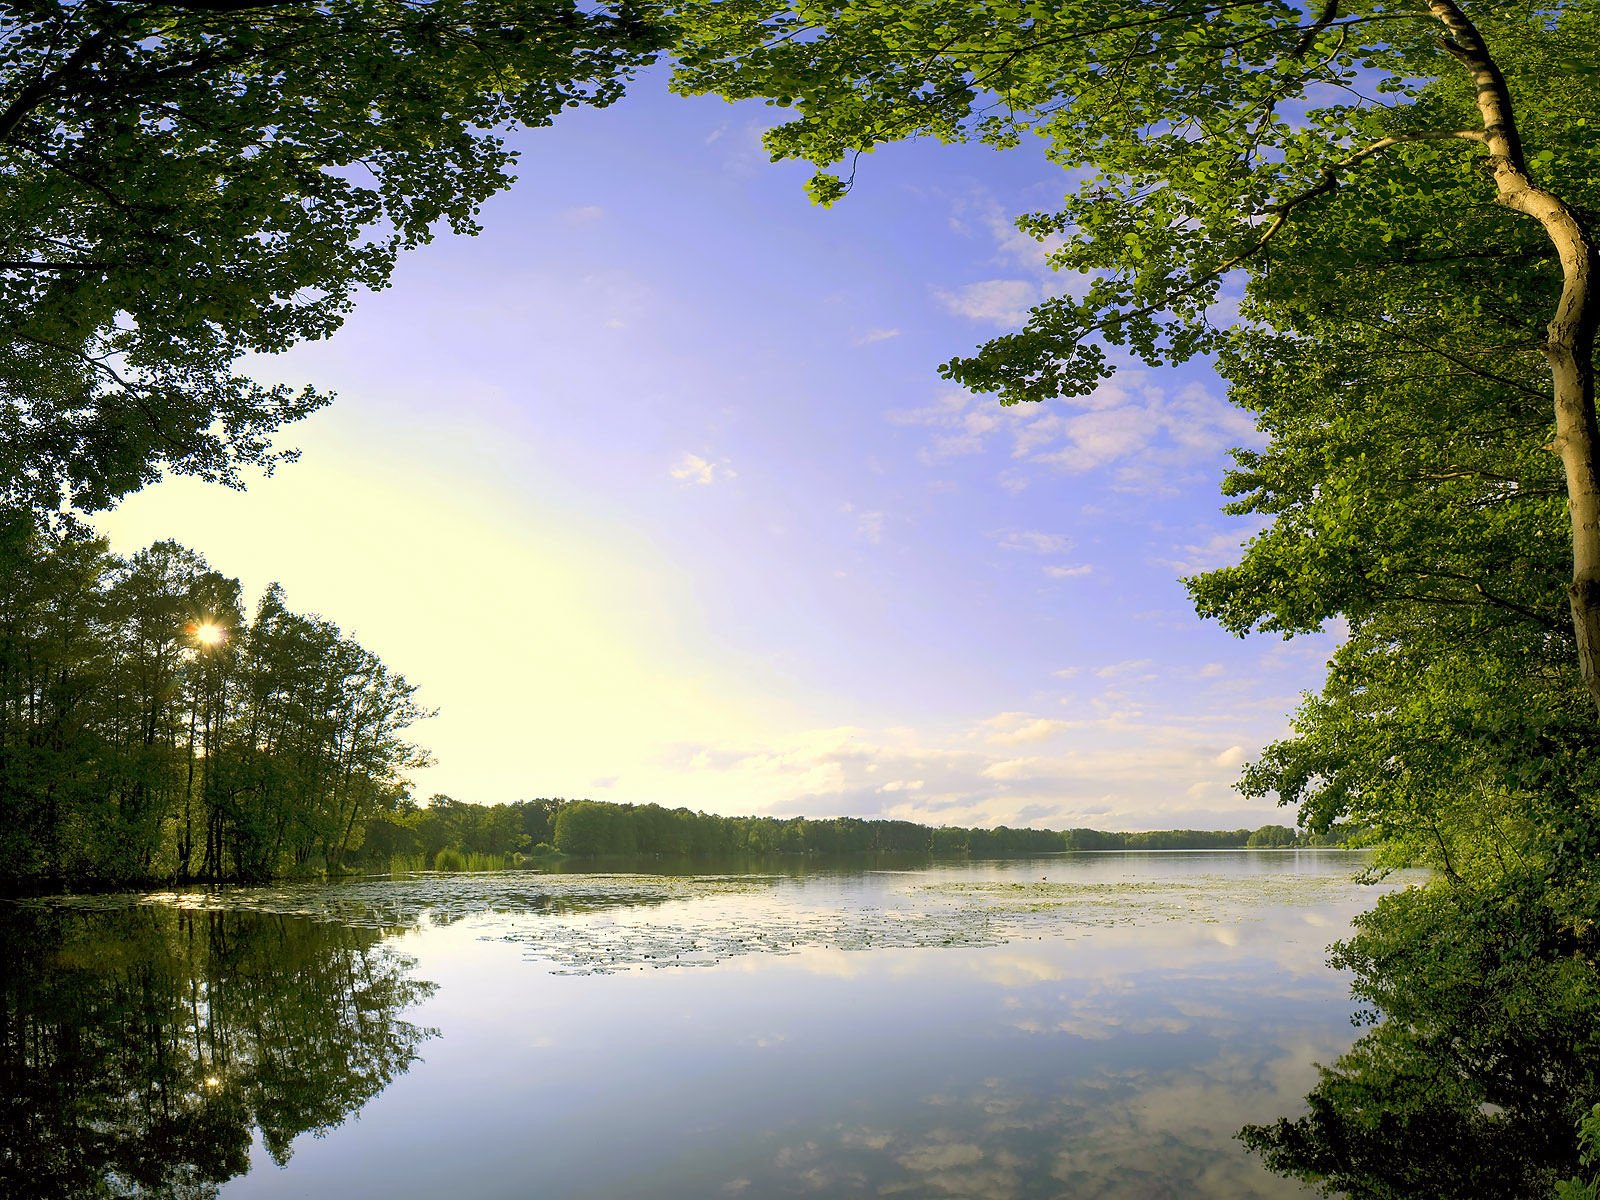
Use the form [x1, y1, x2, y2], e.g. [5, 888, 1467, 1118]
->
[348, 795, 1327, 868]
[0, 523, 428, 889]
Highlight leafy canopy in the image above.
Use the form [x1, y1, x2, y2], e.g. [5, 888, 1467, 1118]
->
[0, 0, 663, 515]
[676, 0, 1594, 388]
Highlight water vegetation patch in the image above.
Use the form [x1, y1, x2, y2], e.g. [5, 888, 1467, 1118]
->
[14, 863, 1391, 977]
[488, 866, 1389, 975]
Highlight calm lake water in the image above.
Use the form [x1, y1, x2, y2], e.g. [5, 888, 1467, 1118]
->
[3, 851, 1397, 1199]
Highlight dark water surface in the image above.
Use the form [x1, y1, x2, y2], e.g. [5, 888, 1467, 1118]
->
[3, 851, 1397, 1199]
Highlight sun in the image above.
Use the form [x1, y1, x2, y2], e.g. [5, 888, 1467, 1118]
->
[190, 621, 227, 647]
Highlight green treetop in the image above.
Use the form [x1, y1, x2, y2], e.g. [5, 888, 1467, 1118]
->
[0, 0, 663, 517]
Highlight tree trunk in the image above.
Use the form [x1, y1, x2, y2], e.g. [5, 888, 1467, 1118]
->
[1430, 0, 1600, 715]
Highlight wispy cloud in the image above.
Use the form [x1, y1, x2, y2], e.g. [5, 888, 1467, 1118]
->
[1044, 563, 1094, 579]
[888, 377, 1259, 489]
[994, 530, 1074, 555]
[933, 279, 1038, 325]
[889, 391, 1015, 465]
[1095, 658, 1155, 679]
[840, 502, 887, 544]
[671, 453, 736, 486]
[562, 205, 606, 224]
[980, 712, 1072, 746]
[1151, 530, 1252, 575]
[933, 192, 1091, 332]
[853, 327, 902, 346]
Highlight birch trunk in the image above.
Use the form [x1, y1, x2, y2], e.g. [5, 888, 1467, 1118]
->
[1431, 0, 1600, 715]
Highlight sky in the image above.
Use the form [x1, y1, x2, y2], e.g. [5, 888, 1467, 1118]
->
[96, 70, 1337, 832]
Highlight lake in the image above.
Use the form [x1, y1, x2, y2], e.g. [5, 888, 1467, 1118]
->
[2, 850, 1397, 1199]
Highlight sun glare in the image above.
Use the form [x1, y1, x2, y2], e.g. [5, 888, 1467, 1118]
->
[191, 621, 227, 647]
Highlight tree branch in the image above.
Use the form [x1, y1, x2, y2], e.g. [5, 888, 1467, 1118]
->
[1097, 131, 1484, 335]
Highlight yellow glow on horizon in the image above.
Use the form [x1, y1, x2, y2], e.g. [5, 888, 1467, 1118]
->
[100, 464, 793, 809]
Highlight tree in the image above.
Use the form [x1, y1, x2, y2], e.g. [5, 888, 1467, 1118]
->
[0, 532, 432, 887]
[1245, 824, 1295, 848]
[0, 0, 663, 517]
[670, 0, 1600, 711]
[552, 798, 622, 855]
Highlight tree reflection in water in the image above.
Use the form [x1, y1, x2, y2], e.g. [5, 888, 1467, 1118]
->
[0, 905, 435, 1199]
[1243, 871, 1600, 1198]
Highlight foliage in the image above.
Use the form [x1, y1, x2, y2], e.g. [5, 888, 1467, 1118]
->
[433, 847, 468, 873]
[0, 0, 663, 516]
[1555, 1106, 1600, 1200]
[0, 524, 430, 887]
[1246, 823, 1296, 848]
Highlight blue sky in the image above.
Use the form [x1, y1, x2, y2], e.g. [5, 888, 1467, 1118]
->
[99, 71, 1335, 831]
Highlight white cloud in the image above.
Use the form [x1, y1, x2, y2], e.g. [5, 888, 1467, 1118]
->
[889, 392, 1019, 465]
[978, 712, 1072, 746]
[1213, 745, 1248, 768]
[839, 502, 887, 544]
[887, 375, 1260, 489]
[933, 279, 1038, 325]
[671, 453, 735, 486]
[888, 391, 971, 427]
[1044, 563, 1094, 579]
[983, 206, 1066, 275]
[889, 391, 1030, 466]
[994, 530, 1074, 555]
[1094, 658, 1154, 680]
[1151, 530, 1250, 575]
[562, 205, 606, 224]
[853, 327, 902, 346]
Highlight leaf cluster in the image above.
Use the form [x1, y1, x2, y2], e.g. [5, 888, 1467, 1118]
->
[0, 0, 665, 513]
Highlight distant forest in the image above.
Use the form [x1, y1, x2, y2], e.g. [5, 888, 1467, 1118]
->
[359, 795, 1345, 873]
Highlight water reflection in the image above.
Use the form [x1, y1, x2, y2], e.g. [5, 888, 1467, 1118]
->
[0, 906, 435, 1200]
[3, 854, 1408, 1199]
[1244, 872, 1600, 1197]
